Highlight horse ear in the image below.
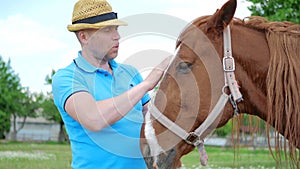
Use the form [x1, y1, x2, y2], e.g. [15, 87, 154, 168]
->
[206, 0, 237, 32]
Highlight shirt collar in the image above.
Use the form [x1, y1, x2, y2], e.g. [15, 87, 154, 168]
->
[74, 51, 119, 73]
[109, 59, 118, 70]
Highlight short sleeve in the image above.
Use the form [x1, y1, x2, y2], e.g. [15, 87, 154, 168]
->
[52, 67, 88, 111]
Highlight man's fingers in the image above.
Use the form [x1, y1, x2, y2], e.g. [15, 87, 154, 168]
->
[156, 55, 172, 71]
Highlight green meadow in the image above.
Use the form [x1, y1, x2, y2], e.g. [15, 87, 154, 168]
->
[0, 141, 281, 169]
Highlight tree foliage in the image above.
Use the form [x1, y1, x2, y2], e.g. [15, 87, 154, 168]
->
[0, 56, 44, 140]
[42, 69, 67, 142]
[0, 56, 24, 139]
[246, 0, 300, 24]
[10, 89, 45, 140]
[43, 70, 61, 124]
[0, 55, 67, 141]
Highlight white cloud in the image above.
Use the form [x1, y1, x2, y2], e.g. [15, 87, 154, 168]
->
[0, 14, 77, 93]
[0, 1, 252, 93]
[0, 14, 67, 57]
[162, 0, 251, 21]
[117, 34, 175, 63]
[52, 48, 78, 71]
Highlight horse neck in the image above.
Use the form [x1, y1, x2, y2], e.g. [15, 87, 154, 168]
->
[230, 24, 270, 121]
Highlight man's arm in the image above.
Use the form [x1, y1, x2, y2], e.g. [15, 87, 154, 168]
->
[64, 56, 171, 131]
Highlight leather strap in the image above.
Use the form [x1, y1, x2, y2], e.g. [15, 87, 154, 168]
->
[223, 26, 243, 102]
[150, 92, 229, 146]
[147, 25, 243, 167]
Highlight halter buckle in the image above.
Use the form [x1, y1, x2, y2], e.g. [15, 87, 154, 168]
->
[223, 57, 235, 72]
[185, 132, 202, 146]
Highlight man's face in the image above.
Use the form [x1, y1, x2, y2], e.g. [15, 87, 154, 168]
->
[83, 26, 120, 61]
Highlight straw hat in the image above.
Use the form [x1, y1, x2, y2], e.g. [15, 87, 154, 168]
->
[67, 0, 127, 32]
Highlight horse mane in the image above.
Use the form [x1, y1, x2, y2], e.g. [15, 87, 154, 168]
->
[236, 17, 300, 167]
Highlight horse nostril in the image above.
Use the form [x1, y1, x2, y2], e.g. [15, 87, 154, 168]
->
[154, 148, 177, 169]
[142, 143, 151, 157]
[142, 144, 156, 169]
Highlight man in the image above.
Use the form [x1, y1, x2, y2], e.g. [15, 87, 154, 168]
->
[52, 0, 170, 168]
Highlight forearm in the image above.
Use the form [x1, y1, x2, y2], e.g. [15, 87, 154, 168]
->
[96, 81, 150, 128]
[95, 56, 171, 128]
[65, 82, 150, 131]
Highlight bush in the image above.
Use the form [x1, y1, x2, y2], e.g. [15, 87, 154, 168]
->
[215, 121, 231, 137]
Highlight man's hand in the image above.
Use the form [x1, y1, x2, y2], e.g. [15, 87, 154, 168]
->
[144, 56, 172, 90]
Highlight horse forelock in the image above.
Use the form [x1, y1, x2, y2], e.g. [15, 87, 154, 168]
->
[176, 15, 212, 49]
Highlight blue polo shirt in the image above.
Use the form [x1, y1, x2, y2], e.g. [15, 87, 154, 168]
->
[52, 52, 150, 169]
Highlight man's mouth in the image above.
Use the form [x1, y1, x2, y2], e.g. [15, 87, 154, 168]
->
[113, 44, 119, 49]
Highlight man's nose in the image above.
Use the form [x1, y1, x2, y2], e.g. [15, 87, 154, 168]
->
[112, 30, 120, 40]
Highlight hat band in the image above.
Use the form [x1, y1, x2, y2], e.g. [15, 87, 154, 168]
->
[72, 12, 118, 24]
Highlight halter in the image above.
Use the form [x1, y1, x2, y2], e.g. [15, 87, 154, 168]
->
[148, 25, 243, 163]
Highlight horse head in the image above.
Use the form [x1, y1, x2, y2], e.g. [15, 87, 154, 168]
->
[141, 0, 300, 168]
[140, 0, 241, 168]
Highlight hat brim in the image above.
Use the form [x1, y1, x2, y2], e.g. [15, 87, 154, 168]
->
[67, 19, 127, 32]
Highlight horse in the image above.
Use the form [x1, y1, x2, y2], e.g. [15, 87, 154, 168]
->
[140, 0, 300, 168]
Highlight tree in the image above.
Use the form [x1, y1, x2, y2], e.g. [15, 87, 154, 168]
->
[0, 56, 41, 140]
[42, 69, 68, 142]
[246, 0, 300, 24]
[0, 110, 10, 139]
[10, 88, 42, 140]
[215, 121, 232, 137]
[0, 56, 24, 139]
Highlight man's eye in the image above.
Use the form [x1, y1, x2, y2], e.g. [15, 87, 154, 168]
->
[102, 28, 111, 32]
[177, 62, 192, 73]
[102, 26, 118, 33]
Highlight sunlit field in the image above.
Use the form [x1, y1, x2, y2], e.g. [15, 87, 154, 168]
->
[0, 141, 280, 169]
[181, 146, 279, 169]
[0, 141, 71, 169]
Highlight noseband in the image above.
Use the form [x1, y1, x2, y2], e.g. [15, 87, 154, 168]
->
[148, 26, 243, 163]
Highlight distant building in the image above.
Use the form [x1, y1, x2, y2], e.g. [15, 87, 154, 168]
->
[9, 116, 60, 141]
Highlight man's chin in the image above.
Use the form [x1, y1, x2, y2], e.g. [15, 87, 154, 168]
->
[106, 52, 118, 61]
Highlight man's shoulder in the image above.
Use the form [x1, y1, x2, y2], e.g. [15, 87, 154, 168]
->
[53, 62, 76, 81]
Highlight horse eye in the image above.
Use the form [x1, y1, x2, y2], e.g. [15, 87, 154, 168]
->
[177, 62, 192, 73]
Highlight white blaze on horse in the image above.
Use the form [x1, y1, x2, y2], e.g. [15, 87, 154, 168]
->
[140, 0, 300, 168]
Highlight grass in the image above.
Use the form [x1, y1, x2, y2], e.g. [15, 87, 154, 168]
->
[0, 141, 281, 169]
[0, 141, 72, 169]
[181, 146, 279, 169]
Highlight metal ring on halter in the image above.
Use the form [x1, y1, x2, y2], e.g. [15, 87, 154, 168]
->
[222, 86, 239, 116]
[222, 85, 229, 95]
[185, 132, 203, 146]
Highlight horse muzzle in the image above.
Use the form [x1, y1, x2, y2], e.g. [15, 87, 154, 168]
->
[141, 143, 177, 169]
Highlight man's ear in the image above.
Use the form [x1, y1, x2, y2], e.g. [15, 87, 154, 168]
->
[76, 30, 89, 45]
[76, 30, 87, 45]
[206, 0, 237, 32]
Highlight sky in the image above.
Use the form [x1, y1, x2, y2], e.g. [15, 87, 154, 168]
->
[0, 0, 252, 93]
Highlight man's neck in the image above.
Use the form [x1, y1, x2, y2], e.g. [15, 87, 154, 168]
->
[98, 62, 112, 73]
